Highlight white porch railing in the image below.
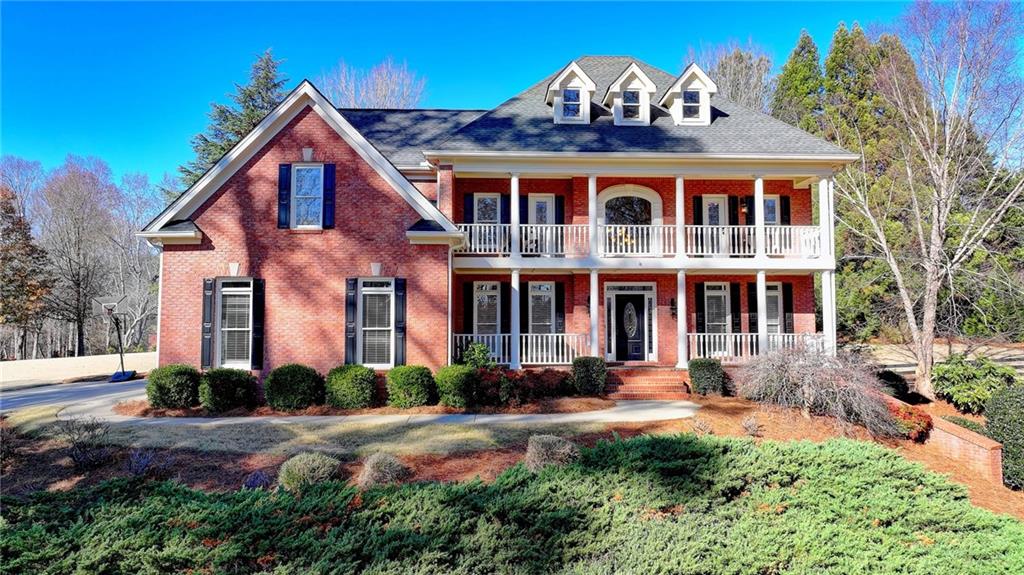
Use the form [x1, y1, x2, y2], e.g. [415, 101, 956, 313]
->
[682, 225, 756, 257]
[455, 224, 512, 255]
[521, 333, 589, 365]
[689, 332, 828, 363]
[452, 334, 511, 364]
[600, 224, 677, 256]
[766, 225, 821, 258]
[520, 224, 590, 256]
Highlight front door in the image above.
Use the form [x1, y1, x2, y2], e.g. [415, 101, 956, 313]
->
[615, 294, 646, 361]
[702, 195, 728, 254]
[526, 194, 555, 255]
[704, 283, 730, 356]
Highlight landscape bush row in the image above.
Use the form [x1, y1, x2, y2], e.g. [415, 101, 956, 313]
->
[942, 386, 1024, 490]
[145, 345, 607, 413]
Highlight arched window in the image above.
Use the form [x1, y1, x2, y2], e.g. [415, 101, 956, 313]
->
[597, 184, 663, 226]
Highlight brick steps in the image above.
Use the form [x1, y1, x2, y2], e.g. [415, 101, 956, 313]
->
[605, 367, 690, 400]
[607, 391, 690, 400]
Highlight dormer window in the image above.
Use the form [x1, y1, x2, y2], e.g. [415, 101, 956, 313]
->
[562, 88, 582, 119]
[659, 63, 719, 126]
[603, 62, 656, 126]
[546, 62, 596, 125]
[683, 90, 701, 119]
[622, 90, 641, 119]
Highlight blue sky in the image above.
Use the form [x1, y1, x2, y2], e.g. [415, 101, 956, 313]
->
[1, 1, 908, 187]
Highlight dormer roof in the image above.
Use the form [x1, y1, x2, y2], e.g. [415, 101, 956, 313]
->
[544, 61, 596, 105]
[601, 62, 657, 107]
[657, 62, 718, 107]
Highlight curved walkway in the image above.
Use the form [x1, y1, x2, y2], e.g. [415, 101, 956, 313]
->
[3, 379, 700, 427]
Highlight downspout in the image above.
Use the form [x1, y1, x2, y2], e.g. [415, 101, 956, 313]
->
[447, 245, 453, 365]
[155, 248, 164, 361]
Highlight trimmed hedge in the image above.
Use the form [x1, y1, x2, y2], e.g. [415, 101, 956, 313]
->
[199, 368, 258, 413]
[987, 386, 1024, 490]
[689, 358, 727, 395]
[263, 364, 324, 411]
[146, 364, 201, 408]
[325, 365, 377, 409]
[436, 365, 477, 408]
[570, 356, 607, 396]
[386, 366, 436, 408]
[933, 354, 1017, 414]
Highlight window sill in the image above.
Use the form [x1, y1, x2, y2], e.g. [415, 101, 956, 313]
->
[288, 229, 323, 235]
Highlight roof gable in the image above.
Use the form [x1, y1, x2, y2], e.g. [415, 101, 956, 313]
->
[602, 62, 657, 106]
[544, 61, 596, 104]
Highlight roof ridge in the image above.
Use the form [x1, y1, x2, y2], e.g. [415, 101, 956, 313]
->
[337, 107, 488, 112]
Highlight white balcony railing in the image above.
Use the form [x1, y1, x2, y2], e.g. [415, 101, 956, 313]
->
[452, 333, 589, 365]
[520, 224, 589, 256]
[766, 225, 821, 258]
[682, 225, 756, 257]
[600, 224, 677, 257]
[689, 332, 827, 363]
[455, 224, 511, 255]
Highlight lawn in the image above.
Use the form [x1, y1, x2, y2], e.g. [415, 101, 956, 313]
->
[2, 435, 1021, 574]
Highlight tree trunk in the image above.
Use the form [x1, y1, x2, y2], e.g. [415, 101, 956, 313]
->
[914, 267, 942, 400]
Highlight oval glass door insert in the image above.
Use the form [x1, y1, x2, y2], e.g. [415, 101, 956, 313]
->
[624, 302, 638, 338]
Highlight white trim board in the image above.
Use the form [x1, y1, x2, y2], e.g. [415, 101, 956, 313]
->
[143, 80, 456, 234]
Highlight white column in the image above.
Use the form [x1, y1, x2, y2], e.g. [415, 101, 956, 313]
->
[828, 177, 837, 257]
[510, 269, 521, 368]
[588, 175, 598, 256]
[510, 173, 521, 257]
[818, 178, 832, 258]
[675, 176, 685, 258]
[821, 270, 836, 355]
[589, 269, 599, 356]
[756, 270, 768, 355]
[754, 176, 766, 256]
[676, 270, 689, 367]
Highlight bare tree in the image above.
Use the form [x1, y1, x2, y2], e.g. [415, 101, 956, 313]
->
[0, 155, 44, 220]
[319, 57, 426, 108]
[689, 41, 775, 113]
[831, 1, 1024, 398]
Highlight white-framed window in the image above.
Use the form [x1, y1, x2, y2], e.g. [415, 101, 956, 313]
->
[562, 88, 582, 119]
[704, 282, 730, 334]
[764, 195, 780, 225]
[682, 90, 701, 120]
[215, 279, 253, 369]
[528, 282, 555, 334]
[622, 90, 641, 120]
[473, 281, 500, 334]
[291, 164, 324, 229]
[765, 283, 782, 334]
[474, 193, 501, 224]
[357, 278, 395, 368]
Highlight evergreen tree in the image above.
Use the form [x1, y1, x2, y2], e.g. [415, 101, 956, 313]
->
[771, 30, 823, 131]
[179, 50, 287, 187]
[0, 186, 51, 356]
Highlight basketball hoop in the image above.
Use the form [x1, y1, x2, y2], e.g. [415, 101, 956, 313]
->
[91, 296, 135, 382]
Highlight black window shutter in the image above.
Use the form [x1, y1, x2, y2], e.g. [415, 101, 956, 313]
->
[500, 196, 511, 224]
[692, 196, 703, 225]
[555, 196, 565, 225]
[464, 193, 474, 223]
[729, 282, 742, 334]
[201, 278, 214, 369]
[728, 196, 739, 226]
[519, 197, 528, 222]
[322, 164, 336, 229]
[251, 279, 265, 370]
[394, 278, 406, 365]
[782, 282, 795, 334]
[555, 282, 566, 333]
[744, 196, 755, 225]
[746, 282, 757, 333]
[463, 282, 473, 332]
[694, 282, 706, 333]
[278, 164, 291, 229]
[780, 196, 791, 225]
[520, 284, 529, 334]
[345, 278, 357, 364]
[500, 282, 511, 333]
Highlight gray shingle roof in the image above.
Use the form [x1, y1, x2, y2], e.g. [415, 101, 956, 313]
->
[432, 56, 854, 157]
[339, 108, 485, 166]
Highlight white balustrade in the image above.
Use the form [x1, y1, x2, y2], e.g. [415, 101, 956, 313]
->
[455, 224, 511, 255]
[521, 333, 589, 365]
[452, 334, 511, 365]
[688, 332, 827, 363]
[682, 225, 756, 257]
[600, 224, 677, 256]
[766, 225, 821, 258]
[519, 224, 590, 256]
[766, 332, 827, 353]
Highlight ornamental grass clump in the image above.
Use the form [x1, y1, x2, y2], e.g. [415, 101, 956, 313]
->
[355, 452, 411, 488]
[277, 452, 340, 494]
[524, 435, 580, 472]
[738, 347, 901, 437]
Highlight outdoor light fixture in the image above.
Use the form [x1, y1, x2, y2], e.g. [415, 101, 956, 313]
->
[302, 147, 314, 162]
[370, 262, 382, 276]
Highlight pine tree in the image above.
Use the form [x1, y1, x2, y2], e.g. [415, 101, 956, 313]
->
[179, 49, 287, 187]
[0, 186, 51, 356]
[771, 30, 823, 132]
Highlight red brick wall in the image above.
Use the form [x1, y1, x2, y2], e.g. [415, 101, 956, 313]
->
[685, 274, 816, 334]
[159, 106, 449, 375]
[683, 179, 812, 225]
[436, 165, 454, 219]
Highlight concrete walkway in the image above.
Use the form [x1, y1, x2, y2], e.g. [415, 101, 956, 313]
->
[1, 378, 700, 426]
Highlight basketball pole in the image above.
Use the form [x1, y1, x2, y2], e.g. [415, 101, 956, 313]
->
[113, 313, 126, 375]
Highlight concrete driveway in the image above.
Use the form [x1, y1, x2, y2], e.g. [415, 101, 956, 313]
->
[0, 379, 146, 413]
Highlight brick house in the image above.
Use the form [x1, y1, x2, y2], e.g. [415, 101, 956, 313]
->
[140, 56, 856, 393]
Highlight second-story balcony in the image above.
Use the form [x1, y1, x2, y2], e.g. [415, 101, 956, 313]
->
[454, 223, 823, 259]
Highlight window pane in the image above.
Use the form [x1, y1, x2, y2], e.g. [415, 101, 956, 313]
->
[362, 293, 391, 328]
[707, 202, 721, 225]
[563, 89, 580, 103]
[563, 103, 581, 117]
[362, 330, 391, 365]
[765, 199, 778, 224]
[604, 196, 652, 225]
[683, 90, 700, 104]
[683, 105, 700, 119]
[476, 294, 498, 326]
[221, 330, 250, 363]
[295, 197, 322, 226]
[534, 201, 548, 224]
[530, 293, 553, 333]
[623, 90, 640, 104]
[476, 197, 498, 223]
[623, 105, 640, 119]
[295, 168, 323, 197]
[221, 293, 250, 329]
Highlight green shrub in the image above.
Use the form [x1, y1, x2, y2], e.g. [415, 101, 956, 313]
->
[933, 354, 1017, 414]
[325, 365, 377, 409]
[146, 364, 201, 408]
[689, 358, 727, 395]
[986, 386, 1024, 490]
[570, 356, 607, 396]
[386, 366, 436, 408]
[263, 364, 324, 411]
[277, 452, 339, 494]
[461, 342, 495, 369]
[199, 368, 258, 413]
[941, 415, 989, 436]
[436, 365, 477, 408]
